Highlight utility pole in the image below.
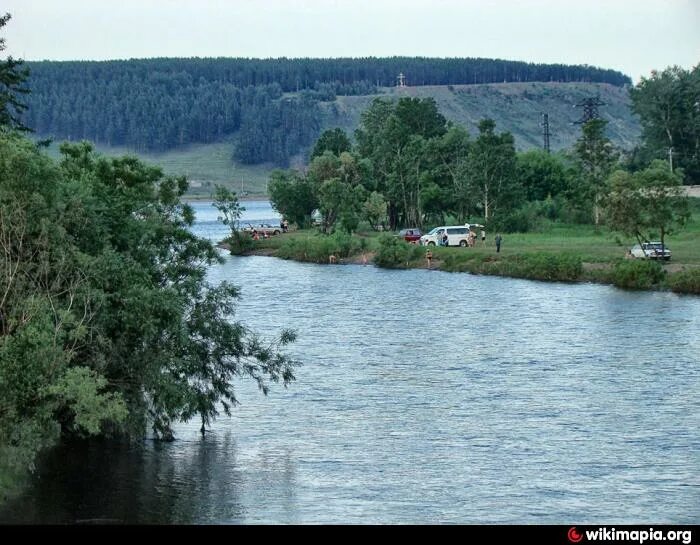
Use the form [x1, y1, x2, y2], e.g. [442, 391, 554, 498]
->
[574, 96, 606, 125]
[541, 113, 551, 153]
[397, 73, 406, 88]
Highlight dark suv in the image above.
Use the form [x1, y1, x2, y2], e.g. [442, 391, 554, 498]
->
[398, 228, 422, 243]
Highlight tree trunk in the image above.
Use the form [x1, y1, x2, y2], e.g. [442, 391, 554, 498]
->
[484, 184, 489, 220]
[593, 193, 600, 227]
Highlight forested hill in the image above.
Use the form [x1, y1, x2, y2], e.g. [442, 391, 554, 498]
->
[22, 57, 631, 164]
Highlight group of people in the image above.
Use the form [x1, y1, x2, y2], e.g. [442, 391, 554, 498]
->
[437, 228, 486, 247]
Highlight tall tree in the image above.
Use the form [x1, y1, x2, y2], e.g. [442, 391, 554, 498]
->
[630, 65, 700, 183]
[516, 149, 570, 201]
[573, 118, 618, 226]
[0, 13, 30, 131]
[355, 97, 447, 229]
[309, 151, 367, 233]
[268, 169, 318, 228]
[310, 127, 351, 159]
[422, 125, 472, 224]
[213, 185, 245, 234]
[465, 119, 519, 221]
[605, 160, 689, 252]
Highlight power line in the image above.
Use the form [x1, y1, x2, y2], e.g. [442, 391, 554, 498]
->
[574, 96, 605, 124]
[541, 112, 551, 153]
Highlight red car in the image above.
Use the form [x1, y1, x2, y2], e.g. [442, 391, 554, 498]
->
[398, 228, 423, 243]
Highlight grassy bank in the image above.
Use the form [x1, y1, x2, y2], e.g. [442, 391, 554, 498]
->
[226, 210, 700, 294]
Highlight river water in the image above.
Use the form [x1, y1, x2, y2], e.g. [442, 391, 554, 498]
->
[1, 201, 698, 524]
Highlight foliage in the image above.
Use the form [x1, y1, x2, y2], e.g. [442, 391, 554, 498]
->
[610, 259, 666, 290]
[489, 201, 550, 233]
[355, 97, 448, 229]
[630, 64, 700, 183]
[0, 131, 298, 492]
[234, 94, 322, 165]
[605, 160, 689, 249]
[666, 268, 700, 295]
[374, 235, 425, 269]
[309, 151, 368, 233]
[363, 191, 388, 231]
[0, 14, 29, 131]
[213, 185, 245, 237]
[465, 119, 519, 220]
[310, 128, 352, 159]
[268, 169, 318, 228]
[275, 231, 366, 263]
[516, 150, 570, 201]
[442, 252, 582, 282]
[572, 119, 619, 225]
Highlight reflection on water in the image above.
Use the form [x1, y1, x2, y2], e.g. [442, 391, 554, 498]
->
[2, 203, 698, 524]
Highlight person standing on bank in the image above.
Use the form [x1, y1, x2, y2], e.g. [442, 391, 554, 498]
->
[495, 234, 502, 253]
[481, 229, 486, 245]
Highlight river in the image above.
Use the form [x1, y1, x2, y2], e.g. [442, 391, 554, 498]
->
[1, 201, 698, 524]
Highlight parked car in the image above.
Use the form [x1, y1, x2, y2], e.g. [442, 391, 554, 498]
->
[629, 242, 671, 260]
[419, 226, 470, 247]
[397, 228, 422, 243]
[242, 223, 282, 236]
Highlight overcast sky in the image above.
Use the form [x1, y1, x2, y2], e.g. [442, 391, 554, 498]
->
[3, 0, 699, 82]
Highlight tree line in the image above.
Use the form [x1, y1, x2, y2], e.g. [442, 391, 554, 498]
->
[20, 56, 631, 162]
[269, 94, 690, 246]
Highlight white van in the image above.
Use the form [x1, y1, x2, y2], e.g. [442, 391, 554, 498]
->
[419, 226, 470, 247]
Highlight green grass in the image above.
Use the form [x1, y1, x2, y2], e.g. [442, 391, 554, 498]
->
[41, 139, 273, 197]
[423, 214, 700, 265]
[239, 208, 700, 293]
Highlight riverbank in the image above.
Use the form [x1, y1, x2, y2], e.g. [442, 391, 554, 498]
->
[218, 221, 700, 294]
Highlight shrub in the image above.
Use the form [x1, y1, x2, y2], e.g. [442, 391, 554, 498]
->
[443, 252, 582, 281]
[226, 231, 255, 255]
[611, 259, 666, 290]
[490, 202, 547, 233]
[486, 253, 582, 281]
[276, 231, 365, 263]
[374, 235, 424, 268]
[666, 268, 700, 294]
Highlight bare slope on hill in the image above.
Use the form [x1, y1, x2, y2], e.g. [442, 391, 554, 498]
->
[323, 82, 639, 152]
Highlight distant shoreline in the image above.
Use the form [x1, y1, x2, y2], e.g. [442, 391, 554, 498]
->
[216, 234, 700, 295]
[182, 194, 269, 202]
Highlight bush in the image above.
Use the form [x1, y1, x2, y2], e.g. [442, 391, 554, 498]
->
[611, 259, 666, 290]
[443, 252, 583, 282]
[490, 202, 548, 233]
[666, 268, 700, 294]
[226, 231, 255, 254]
[374, 235, 425, 268]
[276, 231, 365, 263]
[487, 253, 582, 281]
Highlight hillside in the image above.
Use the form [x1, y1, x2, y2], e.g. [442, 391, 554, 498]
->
[323, 82, 640, 152]
[53, 81, 639, 196]
[23, 56, 631, 160]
